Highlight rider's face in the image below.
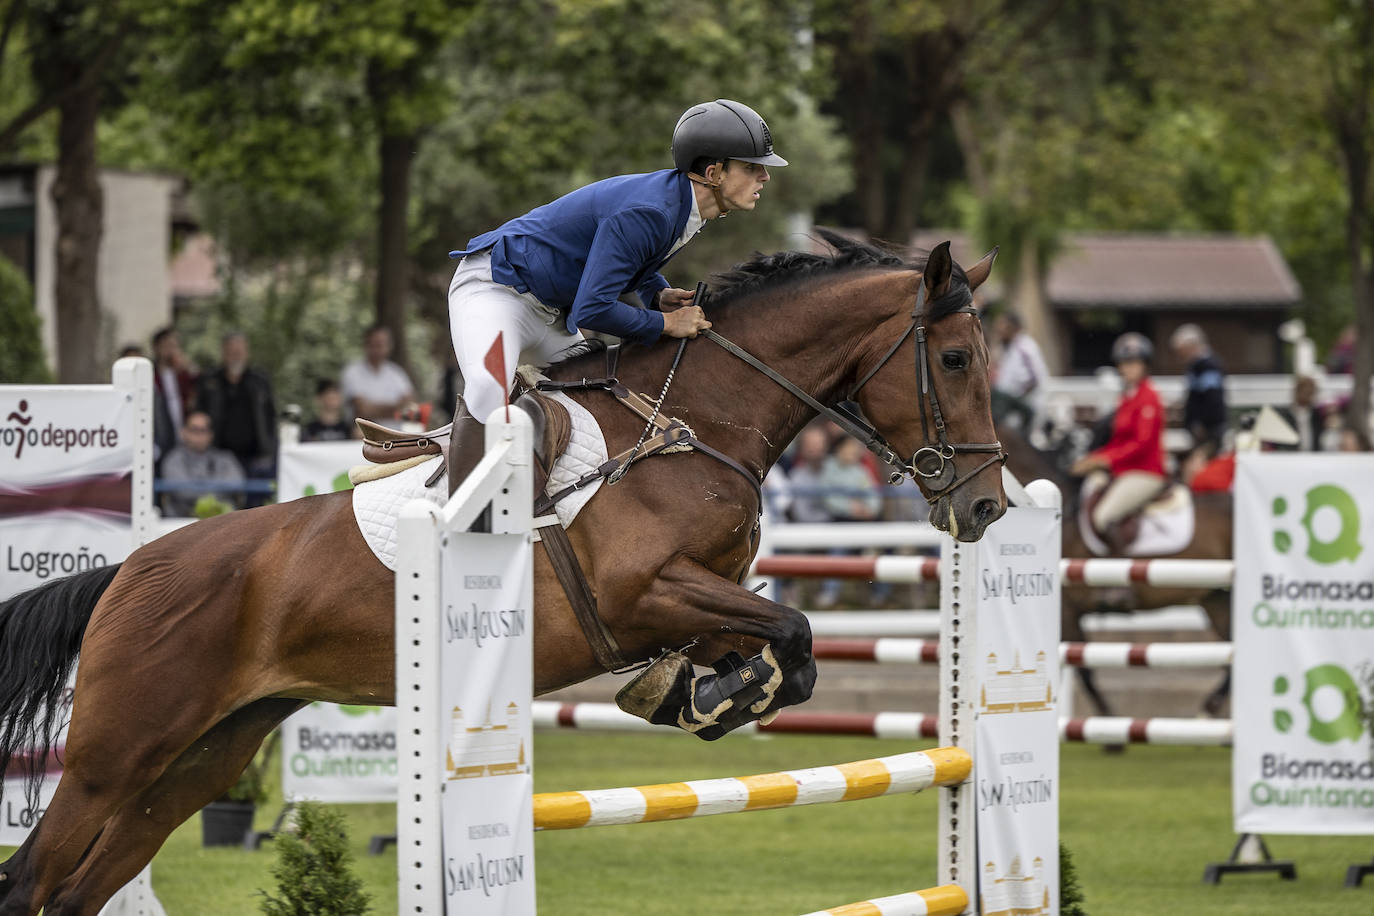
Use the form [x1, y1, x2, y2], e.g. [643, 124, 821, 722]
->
[1116, 358, 1147, 386]
[714, 160, 770, 212]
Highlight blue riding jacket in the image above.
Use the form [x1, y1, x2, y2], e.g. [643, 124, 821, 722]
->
[451, 170, 697, 346]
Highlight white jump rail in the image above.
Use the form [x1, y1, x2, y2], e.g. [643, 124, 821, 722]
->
[810, 638, 1233, 669]
[532, 747, 969, 830]
[757, 555, 1234, 589]
[806, 606, 1213, 637]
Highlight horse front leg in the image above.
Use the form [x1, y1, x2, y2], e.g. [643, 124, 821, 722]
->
[613, 557, 815, 740]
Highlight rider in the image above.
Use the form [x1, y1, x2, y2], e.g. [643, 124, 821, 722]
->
[1070, 332, 1166, 551]
[444, 99, 788, 494]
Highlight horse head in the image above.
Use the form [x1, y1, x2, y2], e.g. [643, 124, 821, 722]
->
[850, 240, 1006, 541]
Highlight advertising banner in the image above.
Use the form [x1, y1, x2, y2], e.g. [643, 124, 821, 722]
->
[0, 384, 134, 844]
[1233, 453, 1374, 835]
[281, 703, 398, 804]
[0, 386, 133, 599]
[439, 533, 535, 915]
[975, 506, 1060, 916]
[276, 439, 359, 502]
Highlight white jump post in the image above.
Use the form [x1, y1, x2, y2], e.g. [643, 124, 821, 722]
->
[396, 406, 535, 915]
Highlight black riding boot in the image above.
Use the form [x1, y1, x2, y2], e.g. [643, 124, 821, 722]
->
[447, 398, 490, 531]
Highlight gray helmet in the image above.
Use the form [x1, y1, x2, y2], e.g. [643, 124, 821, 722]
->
[671, 99, 789, 173]
[1111, 331, 1154, 364]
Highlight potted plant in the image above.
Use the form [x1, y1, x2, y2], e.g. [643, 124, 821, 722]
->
[202, 731, 277, 848]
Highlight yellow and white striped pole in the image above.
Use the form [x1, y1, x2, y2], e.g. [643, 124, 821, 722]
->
[800, 884, 968, 916]
[533, 747, 970, 831]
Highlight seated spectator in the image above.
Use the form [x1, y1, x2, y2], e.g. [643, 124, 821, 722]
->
[302, 379, 354, 442]
[1275, 375, 1331, 452]
[1338, 424, 1372, 453]
[820, 437, 882, 523]
[783, 426, 834, 524]
[160, 411, 245, 517]
[341, 325, 415, 422]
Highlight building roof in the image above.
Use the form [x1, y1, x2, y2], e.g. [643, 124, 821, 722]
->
[907, 231, 1301, 310]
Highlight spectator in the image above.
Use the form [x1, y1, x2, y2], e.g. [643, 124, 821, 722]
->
[341, 325, 415, 423]
[160, 411, 245, 517]
[151, 327, 198, 467]
[1327, 323, 1356, 374]
[1275, 375, 1331, 452]
[118, 344, 144, 359]
[990, 312, 1049, 437]
[1338, 424, 1372, 453]
[820, 437, 882, 523]
[783, 426, 834, 524]
[302, 379, 354, 442]
[1170, 323, 1228, 481]
[195, 331, 277, 494]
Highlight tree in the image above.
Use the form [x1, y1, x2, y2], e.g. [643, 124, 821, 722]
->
[1128, 0, 1374, 432]
[0, 0, 135, 382]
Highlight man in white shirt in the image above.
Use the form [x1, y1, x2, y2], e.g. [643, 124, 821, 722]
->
[991, 312, 1049, 435]
[340, 325, 415, 422]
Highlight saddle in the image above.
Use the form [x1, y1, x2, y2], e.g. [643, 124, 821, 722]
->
[1079, 477, 1195, 557]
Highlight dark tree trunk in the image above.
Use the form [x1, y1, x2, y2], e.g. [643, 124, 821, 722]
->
[1337, 0, 1373, 434]
[52, 83, 103, 383]
[376, 130, 414, 372]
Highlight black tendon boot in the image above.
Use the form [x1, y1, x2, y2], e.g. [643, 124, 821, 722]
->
[447, 398, 490, 531]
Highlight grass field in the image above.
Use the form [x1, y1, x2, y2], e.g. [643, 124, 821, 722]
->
[6, 733, 1373, 914]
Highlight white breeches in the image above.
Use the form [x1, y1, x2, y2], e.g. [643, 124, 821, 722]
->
[448, 252, 584, 424]
[1090, 470, 1166, 529]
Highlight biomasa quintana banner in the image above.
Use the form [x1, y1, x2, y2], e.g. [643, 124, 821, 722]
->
[1233, 453, 1374, 835]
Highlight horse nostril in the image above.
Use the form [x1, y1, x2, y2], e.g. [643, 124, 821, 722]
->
[972, 497, 1002, 526]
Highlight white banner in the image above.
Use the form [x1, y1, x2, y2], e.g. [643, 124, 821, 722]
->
[975, 506, 1060, 915]
[276, 439, 358, 501]
[281, 704, 398, 804]
[439, 533, 535, 915]
[1233, 453, 1374, 835]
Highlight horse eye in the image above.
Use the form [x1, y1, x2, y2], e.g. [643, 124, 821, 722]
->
[941, 350, 968, 371]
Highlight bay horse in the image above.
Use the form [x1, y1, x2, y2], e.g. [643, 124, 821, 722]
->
[997, 421, 1233, 716]
[0, 232, 1004, 914]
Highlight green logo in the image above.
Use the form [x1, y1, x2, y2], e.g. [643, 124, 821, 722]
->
[1271, 663, 1365, 743]
[1271, 484, 1362, 565]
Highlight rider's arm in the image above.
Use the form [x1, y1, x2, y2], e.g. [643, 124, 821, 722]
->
[638, 272, 670, 309]
[569, 208, 671, 346]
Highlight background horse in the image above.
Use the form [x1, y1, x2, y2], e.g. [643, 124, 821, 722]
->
[998, 422, 1233, 716]
[0, 232, 1003, 915]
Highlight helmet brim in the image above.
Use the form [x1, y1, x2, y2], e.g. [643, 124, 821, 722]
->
[731, 152, 789, 167]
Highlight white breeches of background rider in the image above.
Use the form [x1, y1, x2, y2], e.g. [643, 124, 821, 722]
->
[448, 251, 585, 423]
[1089, 469, 1166, 529]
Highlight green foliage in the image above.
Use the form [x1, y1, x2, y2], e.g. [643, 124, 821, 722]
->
[192, 495, 234, 519]
[0, 257, 51, 383]
[258, 802, 372, 916]
[1060, 841, 1087, 916]
[223, 731, 278, 805]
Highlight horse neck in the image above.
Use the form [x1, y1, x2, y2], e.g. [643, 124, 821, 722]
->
[632, 270, 910, 476]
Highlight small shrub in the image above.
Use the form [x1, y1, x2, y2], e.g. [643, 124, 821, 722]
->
[258, 802, 371, 916]
[0, 256, 51, 383]
[193, 495, 234, 519]
[1061, 841, 1087, 916]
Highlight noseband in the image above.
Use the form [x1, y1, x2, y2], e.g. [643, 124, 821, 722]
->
[703, 279, 1004, 505]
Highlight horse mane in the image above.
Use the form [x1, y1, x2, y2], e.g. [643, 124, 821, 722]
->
[544, 226, 973, 377]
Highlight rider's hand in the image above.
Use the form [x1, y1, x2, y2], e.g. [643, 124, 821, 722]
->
[656, 288, 696, 311]
[662, 305, 711, 339]
[1071, 454, 1106, 476]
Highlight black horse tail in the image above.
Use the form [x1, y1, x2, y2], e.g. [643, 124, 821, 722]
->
[0, 564, 121, 812]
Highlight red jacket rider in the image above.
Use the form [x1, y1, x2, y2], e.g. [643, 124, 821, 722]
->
[1091, 378, 1165, 475]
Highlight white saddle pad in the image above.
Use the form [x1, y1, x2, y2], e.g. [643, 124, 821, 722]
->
[1078, 481, 1195, 558]
[351, 391, 608, 571]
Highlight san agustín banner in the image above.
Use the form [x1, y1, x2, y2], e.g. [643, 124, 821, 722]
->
[1234, 453, 1374, 835]
[0, 383, 135, 846]
[975, 506, 1061, 916]
[439, 533, 535, 915]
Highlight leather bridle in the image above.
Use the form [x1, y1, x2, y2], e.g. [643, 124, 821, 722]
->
[703, 278, 1005, 504]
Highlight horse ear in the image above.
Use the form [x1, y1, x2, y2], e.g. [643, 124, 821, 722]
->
[924, 241, 954, 299]
[964, 247, 999, 292]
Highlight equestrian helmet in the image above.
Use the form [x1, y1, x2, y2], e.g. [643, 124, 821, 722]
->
[1110, 331, 1154, 364]
[671, 99, 789, 173]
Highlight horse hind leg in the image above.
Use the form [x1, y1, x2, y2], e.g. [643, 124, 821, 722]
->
[38, 698, 304, 916]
